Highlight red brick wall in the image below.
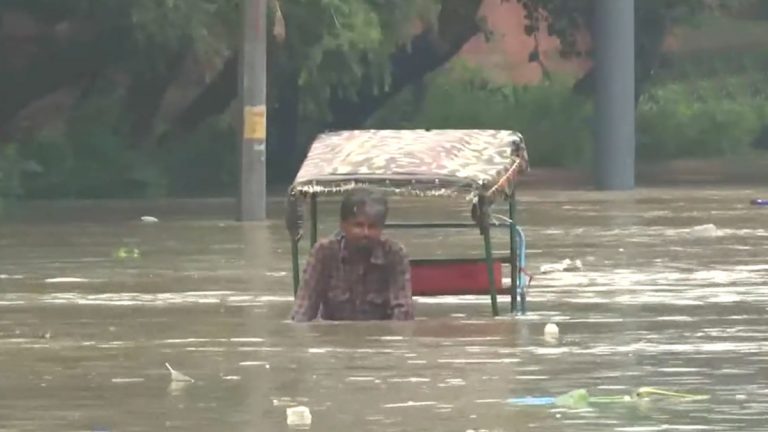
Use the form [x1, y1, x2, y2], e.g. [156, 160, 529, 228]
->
[459, 0, 591, 84]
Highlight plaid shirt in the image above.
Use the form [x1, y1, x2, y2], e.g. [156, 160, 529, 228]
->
[290, 232, 414, 322]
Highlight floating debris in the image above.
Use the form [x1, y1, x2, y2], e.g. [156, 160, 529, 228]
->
[286, 406, 312, 428]
[165, 362, 194, 382]
[539, 259, 582, 274]
[544, 322, 559, 340]
[507, 387, 709, 408]
[114, 247, 141, 259]
[140, 216, 159, 223]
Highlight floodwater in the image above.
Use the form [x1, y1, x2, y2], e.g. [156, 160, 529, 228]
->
[1, 187, 767, 432]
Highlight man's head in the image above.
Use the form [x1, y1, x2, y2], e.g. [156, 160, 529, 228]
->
[339, 187, 388, 250]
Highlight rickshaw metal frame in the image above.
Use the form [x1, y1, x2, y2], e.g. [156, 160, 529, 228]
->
[284, 129, 530, 317]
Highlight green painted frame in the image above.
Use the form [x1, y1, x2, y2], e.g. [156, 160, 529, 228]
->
[288, 191, 523, 317]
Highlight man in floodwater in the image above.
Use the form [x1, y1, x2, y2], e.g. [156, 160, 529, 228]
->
[290, 187, 414, 321]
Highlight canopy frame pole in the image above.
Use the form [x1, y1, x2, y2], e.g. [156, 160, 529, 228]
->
[508, 195, 518, 313]
[290, 237, 300, 296]
[475, 194, 499, 317]
[309, 194, 318, 247]
[483, 227, 499, 317]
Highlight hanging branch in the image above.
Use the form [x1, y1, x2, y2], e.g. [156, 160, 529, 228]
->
[271, 0, 285, 43]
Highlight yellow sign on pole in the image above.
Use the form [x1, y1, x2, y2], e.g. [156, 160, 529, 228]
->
[244, 105, 266, 140]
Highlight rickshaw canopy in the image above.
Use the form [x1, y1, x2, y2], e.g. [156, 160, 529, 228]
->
[287, 129, 529, 201]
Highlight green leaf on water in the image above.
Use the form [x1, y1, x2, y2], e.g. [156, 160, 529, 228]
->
[114, 247, 141, 259]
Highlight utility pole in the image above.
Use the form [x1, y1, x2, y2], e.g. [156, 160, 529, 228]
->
[594, 0, 636, 190]
[238, 0, 267, 221]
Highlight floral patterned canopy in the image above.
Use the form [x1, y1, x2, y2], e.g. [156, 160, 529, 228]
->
[289, 129, 529, 199]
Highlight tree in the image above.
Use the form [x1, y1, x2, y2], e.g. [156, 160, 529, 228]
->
[511, 0, 711, 102]
[0, 0, 239, 140]
[162, 0, 486, 181]
[1, 0, 489, 184]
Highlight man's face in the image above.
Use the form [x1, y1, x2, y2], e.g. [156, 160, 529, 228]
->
[340, 213, 383, 251]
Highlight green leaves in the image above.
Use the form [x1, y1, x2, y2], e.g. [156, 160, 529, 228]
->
[637, 76, 768, 160]
[367, 62, 595, 168]
[510, 0, 714, 60]
[125, 0, 240, 68]
[280, 0, 440, 120]
[2, 0, 444, 121]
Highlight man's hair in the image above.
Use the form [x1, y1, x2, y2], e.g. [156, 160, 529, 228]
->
[340, 187, 389, 225]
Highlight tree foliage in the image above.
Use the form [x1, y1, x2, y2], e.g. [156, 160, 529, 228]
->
[0, 0, 453, 139]
[1, 0, 484, 194]
[0, 0, 447, 125]
[507, 0, 717, 99]
[277, 0, 441, 121]
[513, 0, 708, 57]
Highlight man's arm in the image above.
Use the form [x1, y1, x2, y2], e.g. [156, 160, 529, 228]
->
[290, 243, 328, 322]
[388, 243, 414, 320]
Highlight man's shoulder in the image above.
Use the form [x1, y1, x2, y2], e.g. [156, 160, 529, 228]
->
[380, 237, 409, 258]
[312, 237, 340, 253]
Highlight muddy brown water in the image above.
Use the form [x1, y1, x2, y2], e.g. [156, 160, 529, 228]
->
[1, 187, 767, 431]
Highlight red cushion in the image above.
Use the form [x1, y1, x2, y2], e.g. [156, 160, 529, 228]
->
[410, 260, 502, 296]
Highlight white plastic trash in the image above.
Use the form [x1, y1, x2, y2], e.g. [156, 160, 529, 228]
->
[544, 322, 559, 339]
[165, 363, 194, 382]
[286, 405, 312, 428]
[540, 259, 582, 273]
